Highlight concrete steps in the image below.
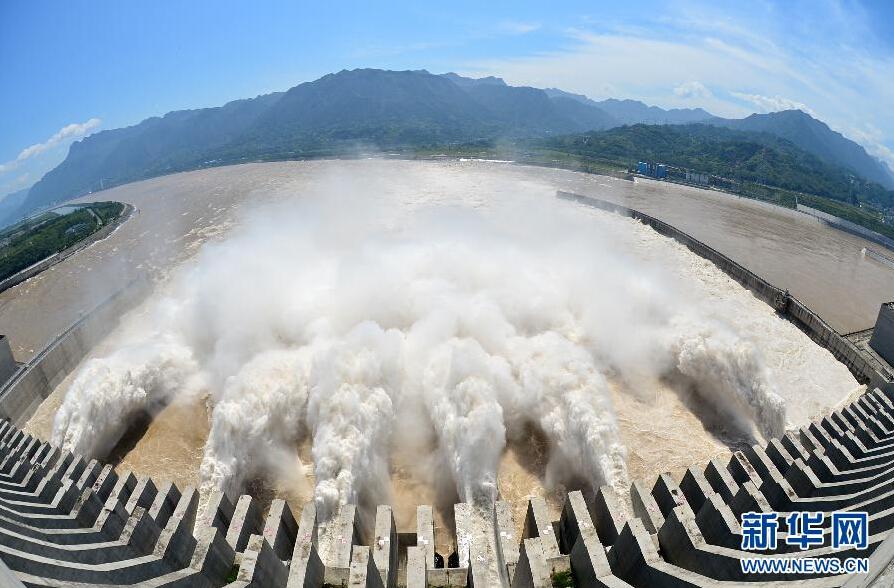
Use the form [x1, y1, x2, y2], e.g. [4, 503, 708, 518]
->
[1, 388, 894, 586]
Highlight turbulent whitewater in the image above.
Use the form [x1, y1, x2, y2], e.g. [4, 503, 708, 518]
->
[51, 165, 859, 520]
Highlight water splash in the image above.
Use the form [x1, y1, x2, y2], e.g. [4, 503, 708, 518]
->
[50, 166, 856, 518]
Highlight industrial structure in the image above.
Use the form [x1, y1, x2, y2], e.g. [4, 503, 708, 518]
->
[635, 161, 667, 179]
[684, 170, 711, 185]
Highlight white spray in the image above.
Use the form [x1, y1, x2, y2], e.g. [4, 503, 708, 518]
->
[52, 311, 200, 459]
[50, 162, 857, 518]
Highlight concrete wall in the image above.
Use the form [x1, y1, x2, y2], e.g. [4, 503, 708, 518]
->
[863, 248, 894, 270]
[785, 298, 883, 388]
[0, 203, 134, 295]
[0, 337, 16, 389]
[796, 203, 894, 253]
[870, 305, 894, 368]
[557, 191, 886, 388]
[0, 280, 147, 426]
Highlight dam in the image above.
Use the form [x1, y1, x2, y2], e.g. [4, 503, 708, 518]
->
[0, 159, 892, 586]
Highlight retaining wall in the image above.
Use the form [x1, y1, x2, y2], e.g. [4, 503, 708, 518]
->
[558, 190, 887, 389]
[796, 203, 894, 253]
[0, 203, 134, 294]
[0, 338, 16, 388]
[0, 280, 147, 426]
[863, 247, 894, 270]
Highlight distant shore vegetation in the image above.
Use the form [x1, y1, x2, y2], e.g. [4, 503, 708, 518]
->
[0, 202, 124, 282]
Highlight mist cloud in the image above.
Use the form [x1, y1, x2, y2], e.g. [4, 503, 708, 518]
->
[730, 92, 815, 116]
[51, 163, 856, 521]
[674, 81, 713, 100]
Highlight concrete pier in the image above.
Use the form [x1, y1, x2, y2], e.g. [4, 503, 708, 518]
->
[2, 384, 894, 586]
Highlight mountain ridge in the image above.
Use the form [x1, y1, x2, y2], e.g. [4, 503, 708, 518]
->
[543, 89, 715, 126]
[712, 110, 894, 188]
[8, 68, 893, 226]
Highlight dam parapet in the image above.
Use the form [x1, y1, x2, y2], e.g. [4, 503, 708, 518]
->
[861, 248, 894, 270]
[797, 204, 894, 254]
[0, 337, 17, 390]
[0, 278, 149, 426]
[2, 386, 894, 586]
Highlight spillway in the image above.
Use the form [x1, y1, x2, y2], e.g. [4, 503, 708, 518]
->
[10, 160, 866, 557]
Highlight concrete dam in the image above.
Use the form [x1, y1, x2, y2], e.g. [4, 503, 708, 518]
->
[2, 395, 894, 587]
[0, 159, 892, 586]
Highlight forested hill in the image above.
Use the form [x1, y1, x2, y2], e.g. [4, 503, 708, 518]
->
[542, 124, 894, 207]
[713, 110, 894, 189]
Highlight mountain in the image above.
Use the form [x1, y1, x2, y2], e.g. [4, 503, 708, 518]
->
[230, 69, 496, 148]
[595, 98, 715, 125]
[29, 91, 286, 213]
[543, 92, 894, 189]
[712, 110, 894, 189]
[440, 72, 507, 88]
[18, 68, 894, 219]
[543, 123, 894, 206]
[544, 90, 714, 125]
[24, 69, 619, 215]
[459, 84, 615, 134]
[438, 74, 616, 133]
[0, 188, 32, 228]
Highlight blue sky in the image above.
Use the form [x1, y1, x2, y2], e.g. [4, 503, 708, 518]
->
[1, 0, 893, 197]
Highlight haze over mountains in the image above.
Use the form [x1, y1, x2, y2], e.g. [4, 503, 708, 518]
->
[543, 88, 715, 126]
[7, 68, 894, 225]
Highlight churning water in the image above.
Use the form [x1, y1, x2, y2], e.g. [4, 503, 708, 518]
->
[44, 162, 859, 528]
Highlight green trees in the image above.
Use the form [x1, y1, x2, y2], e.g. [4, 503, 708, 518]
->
[540, 124, 894, 209]
[0, 202, 124, 281]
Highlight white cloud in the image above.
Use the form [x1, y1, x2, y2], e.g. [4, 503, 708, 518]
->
[674, 81, 713, 100]
[498, 21, 541, 35]
[463, 7, 894, 163]
[730, 92, 815, 116]
[464, 32, 759, 117]
[0, 118, 101, 175]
